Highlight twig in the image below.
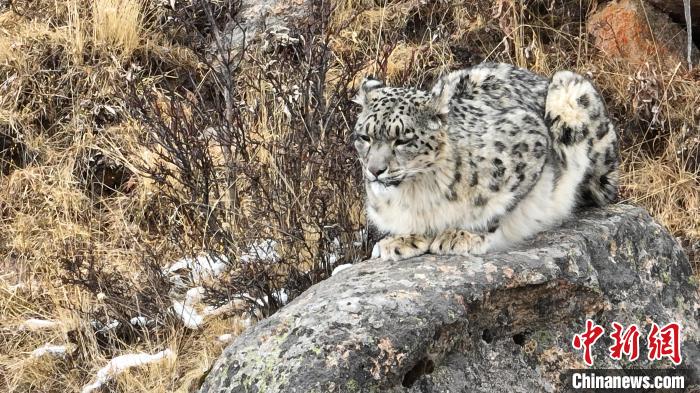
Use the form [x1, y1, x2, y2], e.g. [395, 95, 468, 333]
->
[683, 0, 693, 70]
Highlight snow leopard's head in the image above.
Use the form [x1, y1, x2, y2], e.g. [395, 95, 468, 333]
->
[352, 77, 455, 188]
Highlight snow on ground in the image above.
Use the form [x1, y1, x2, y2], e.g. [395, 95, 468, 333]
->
[81, 349, 174, 393]
[331, 264, 353, 276]
[129, 316, 149, 327]
[185, 286, 205, 306]
[165, 253, 229, 287]
[20, 318, 61, 331]
[92, 319, 121, 334]
[202, 298, 247, 317]
[31, 344, 69, 358]
[239, 239, 279, 264]
[217, 334, 233, 343]
[327, 237, 342, 265]
[160, 234, 365, 330]
[240, 293, 266, 308]
[272, 289, 288, 305]
[238, 288, 289, 309]
[371, 242, 380, 259]
[172, 301, 203, 330]
[164, 254, 229, 329]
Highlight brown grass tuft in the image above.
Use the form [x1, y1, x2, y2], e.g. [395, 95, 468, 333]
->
[91, 0, 143, 58]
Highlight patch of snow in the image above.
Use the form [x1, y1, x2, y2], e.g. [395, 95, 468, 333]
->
[185, 286, 205, 306]
[172, 301, 203, 329]
[201, 305, 217, 316]
[240, 239, 279, 264]
[104, 320, 120, 330]
[81, 349, 174, 393]
[217, 334, 233, 343]
[167, 274, 187, 290]
[371, 243, 380, 259]
[272, 289, 288, 305]
[93, 320, 121, 334]
[31, 344, 68, 358]
[326, 237, 342, 264]
[327, 252, 340, 265]
[238, 289, 289, 309]
[165, 254, 229, 285]
[332, 264, 353, 276]
[129, 316, 149, 327]
[20, 319, 61, 331]
[239, 293, 264, 307]
[202, 299, 247, 317]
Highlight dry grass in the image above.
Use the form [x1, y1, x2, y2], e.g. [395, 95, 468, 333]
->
[0, 0, 698, 391]
[622, 127, 700, 239]
[92, 0, 143, 58]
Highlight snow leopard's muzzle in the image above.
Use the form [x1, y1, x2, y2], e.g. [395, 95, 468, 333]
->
[361, 143, 407, 187]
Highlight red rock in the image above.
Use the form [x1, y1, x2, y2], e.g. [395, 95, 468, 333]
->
[587, 0, 698, 69]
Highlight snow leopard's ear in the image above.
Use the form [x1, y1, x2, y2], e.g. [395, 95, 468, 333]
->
[353, 77, 384, 107]
[428, 71, 462, 116]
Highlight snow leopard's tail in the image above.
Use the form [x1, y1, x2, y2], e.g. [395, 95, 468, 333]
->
[545, 70, 619, 207]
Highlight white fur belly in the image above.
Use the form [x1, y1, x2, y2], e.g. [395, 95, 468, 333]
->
[368, 201, 458, 235]
[366, 183, 502, 235]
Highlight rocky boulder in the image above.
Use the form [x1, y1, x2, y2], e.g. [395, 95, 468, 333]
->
[200, 204, 699, 392]
[646, 0, 700, 27]
[587, 0, 699, 69]
[211, 0, 311, 60]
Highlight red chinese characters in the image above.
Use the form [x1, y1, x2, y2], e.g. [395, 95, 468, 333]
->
[572, 319, 605, 366]
[609, 322, 641, 361]
[647, 322, 682, 365]
[572, 320, 683, 366]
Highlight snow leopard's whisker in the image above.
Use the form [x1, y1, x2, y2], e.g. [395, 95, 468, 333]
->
[390, 168, 432, 176]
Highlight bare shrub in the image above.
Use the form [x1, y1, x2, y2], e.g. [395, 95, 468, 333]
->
[61, 245, 173, 353]
[126, 0, 371, 317]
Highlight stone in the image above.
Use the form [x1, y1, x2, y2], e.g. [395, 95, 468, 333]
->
[645, 0, 700, 26]
[200, 205, 699, 393]
[211, 0, 310, 59]
[587, 0, 699, 69]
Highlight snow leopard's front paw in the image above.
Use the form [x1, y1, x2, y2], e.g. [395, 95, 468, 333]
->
[430, 229, 487, 256]
[377, 235, 431, 261]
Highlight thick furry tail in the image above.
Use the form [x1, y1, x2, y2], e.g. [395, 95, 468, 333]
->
[545, 70, 619, 207]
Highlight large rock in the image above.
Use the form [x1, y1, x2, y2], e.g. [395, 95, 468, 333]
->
[211, 0, 310, 58]
[200, 205, 699, 393]
[587, 0, 699, 69]
[646, 0, 700, 26]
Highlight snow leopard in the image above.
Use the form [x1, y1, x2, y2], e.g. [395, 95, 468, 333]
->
[353, 62, 619, 261]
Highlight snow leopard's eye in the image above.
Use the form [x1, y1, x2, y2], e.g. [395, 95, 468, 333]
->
[394, 138, 414, 147]
[357, 134, 371, 142]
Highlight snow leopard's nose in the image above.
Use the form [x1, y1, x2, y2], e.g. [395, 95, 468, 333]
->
[366, 143, 391, 179]
[368, 165, 387, 178]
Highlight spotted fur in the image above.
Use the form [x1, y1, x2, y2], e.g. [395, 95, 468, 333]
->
[353, 62, 619, 261]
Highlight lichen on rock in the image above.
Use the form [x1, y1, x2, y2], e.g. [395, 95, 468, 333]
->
[200, 205, 699, 393]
